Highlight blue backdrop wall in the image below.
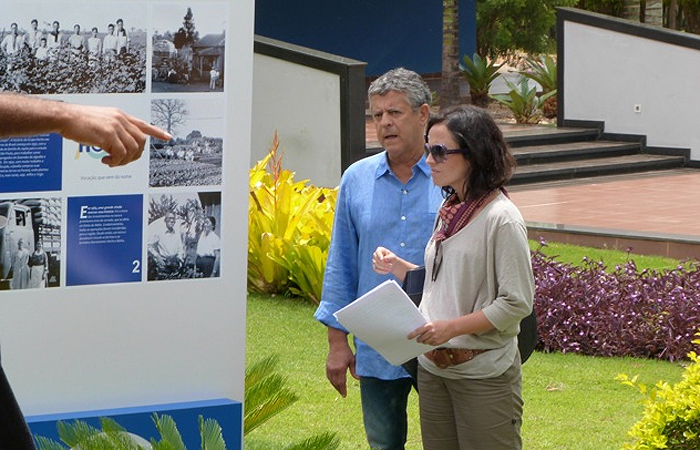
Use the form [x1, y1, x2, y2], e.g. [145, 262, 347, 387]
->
[254, 0, 476, 76]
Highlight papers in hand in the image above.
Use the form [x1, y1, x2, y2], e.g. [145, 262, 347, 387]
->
[333, 280, 436, 365]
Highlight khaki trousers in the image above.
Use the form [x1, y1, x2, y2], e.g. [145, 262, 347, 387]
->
[417, 356, 523, 450]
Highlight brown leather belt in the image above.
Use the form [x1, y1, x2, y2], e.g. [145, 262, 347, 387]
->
[425, 347, 487, 369]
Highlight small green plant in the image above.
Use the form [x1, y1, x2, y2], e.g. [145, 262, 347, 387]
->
[490, 76, 556, 124]
[617, 331, 700, 450]
[245, 355, 340, 450]
[460, 53, 502, 107]
[244, 355, 299, 435]
[520, 54, 557, 119]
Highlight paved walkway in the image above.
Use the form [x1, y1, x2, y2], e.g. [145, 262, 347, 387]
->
[508, 169, 700, 238]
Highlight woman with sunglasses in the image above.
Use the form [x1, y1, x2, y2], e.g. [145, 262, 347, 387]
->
[373, 105, 534, 450]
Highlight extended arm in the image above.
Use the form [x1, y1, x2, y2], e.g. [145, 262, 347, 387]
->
[0, 93, 171, 167]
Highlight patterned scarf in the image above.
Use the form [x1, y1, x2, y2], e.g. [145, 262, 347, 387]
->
[434, 188, 506, 243]
[430, 187, 506, 281]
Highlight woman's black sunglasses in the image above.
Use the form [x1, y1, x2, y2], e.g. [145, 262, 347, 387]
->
[424, 144, 470, 163]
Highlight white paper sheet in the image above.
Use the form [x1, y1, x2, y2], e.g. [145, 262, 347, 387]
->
[333, 280, 436, 365]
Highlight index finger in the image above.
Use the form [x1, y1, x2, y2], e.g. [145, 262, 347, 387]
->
[130, 117, 172, 141]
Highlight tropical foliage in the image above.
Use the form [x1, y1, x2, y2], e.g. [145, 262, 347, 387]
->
[245, 356, 341, 450]
[244, 355, 299, 436]
[247, 133, 336, 304]
[490, 76, 556, 124]
[520, 54, 558, 119]
[34, 414, 225, 450]
[460, 53, 502, 107]
[618, 332, 700, 450]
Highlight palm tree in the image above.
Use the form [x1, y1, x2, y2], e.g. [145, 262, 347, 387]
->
[440, 0, 461, 109]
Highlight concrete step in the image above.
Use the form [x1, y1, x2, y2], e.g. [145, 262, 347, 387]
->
[512, 140, 641, 165]
[510, 153, 686, 185]
[503, 125, 601, 147]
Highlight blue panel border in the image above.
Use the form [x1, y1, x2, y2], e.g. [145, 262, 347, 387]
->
[27, 398, 242, 450]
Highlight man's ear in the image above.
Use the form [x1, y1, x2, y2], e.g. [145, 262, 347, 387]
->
[419, 103, 431, 126]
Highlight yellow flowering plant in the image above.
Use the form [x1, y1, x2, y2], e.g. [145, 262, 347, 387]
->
[248, 133, 337, 304]
[617, 330, 700, 450]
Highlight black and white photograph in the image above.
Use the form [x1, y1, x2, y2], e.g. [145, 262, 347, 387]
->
[0, 3, 147, 94]
[147, 191, 221, 281]
[0, 197, 61, 290]
[149, 96, 224, 187]
[151, 3, 226, 93]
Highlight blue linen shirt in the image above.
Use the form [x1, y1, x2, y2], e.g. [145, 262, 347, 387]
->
[315, 151, 443, 380]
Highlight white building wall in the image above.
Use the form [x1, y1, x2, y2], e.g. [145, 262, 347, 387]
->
[252, 54, 342, 188]
[564, 21, 700, 159]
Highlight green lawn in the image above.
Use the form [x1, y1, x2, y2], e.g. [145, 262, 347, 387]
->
[245, 293, 686, 450]
[530, 240, 681, 270]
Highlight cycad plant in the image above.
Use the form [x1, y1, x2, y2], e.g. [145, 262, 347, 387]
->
[490, 76, 556, 124]
[245, 355, 340, 450]
[33, 414, 225, 450]
[520, 54, 557, 119]
[244, 355, 299, 435]
[460, 53, 502, 107]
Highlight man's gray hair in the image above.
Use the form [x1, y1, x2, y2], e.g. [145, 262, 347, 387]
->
[367, 67, 431, 110]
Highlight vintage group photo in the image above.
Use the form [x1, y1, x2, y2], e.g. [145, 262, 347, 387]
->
[0, 3, 147, 94]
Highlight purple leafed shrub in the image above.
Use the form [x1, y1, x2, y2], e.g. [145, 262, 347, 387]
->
[532, 248, 700, 362]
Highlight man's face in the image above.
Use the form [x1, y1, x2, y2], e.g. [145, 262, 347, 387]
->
[370, 90, 428, 159]
[108, 25, 114, 35]
[164, 214, 176, 231]
[11, 24, 18, 34]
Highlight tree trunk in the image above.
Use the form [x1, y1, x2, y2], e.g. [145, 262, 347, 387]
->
[668, 0, 679, 29]
[684, 5, 700, 33]
[440, 0, 461, 109]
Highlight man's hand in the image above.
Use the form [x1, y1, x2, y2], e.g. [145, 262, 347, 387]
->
[0, 93, 171, 167]
[326, 327, 358, 397]
[59, 103, 172, 167]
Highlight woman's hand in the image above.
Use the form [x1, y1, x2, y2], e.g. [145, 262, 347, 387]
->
[408, 320, 454, 347]
[409, 311, 495, 346]
[372, 246, 396, 275]
[371, 246, 417, 282]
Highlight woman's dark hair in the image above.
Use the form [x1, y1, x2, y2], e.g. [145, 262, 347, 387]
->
[427, 105, 516, 199]
[207, 216, 216, 230]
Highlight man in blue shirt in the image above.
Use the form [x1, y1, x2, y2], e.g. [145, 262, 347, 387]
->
[315, 68, 443, 450]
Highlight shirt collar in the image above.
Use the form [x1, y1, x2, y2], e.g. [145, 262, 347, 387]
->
[374, 151, 431, 180]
